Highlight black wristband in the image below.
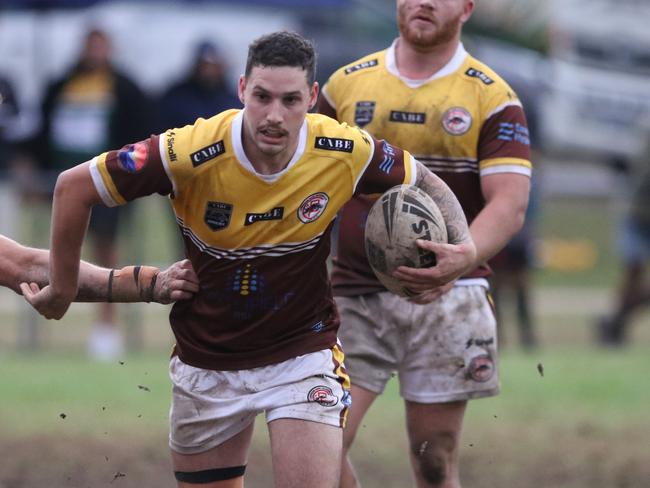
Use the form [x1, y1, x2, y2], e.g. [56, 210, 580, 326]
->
[107, 269, 115, 303]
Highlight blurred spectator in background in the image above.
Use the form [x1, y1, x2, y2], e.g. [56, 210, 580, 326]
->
[157, 40, 239, 132]
[30, 27, 152, 360]
[0, 75, 21, 238]
[490, 84, 541, 350]
[156, 40, 239, 258]
[597, 164, 650, 346]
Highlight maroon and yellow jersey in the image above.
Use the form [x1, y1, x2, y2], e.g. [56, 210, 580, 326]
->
[320, 41, 533, 296]
[89, 109, 415, 370]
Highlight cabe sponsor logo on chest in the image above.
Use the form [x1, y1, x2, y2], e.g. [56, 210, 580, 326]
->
[297, 192, 329, 224]
[191, 140, 225, 167]
[344, 59, 378, 74]
[390, 110, 426, 124]
[465, 67, 494, 85]
[244, 207, 284, 226]
[314, 137, 354, 153]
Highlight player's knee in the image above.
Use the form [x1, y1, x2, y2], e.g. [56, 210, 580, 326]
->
[174, 465, 246, 485]
[410, 432, 457, 487]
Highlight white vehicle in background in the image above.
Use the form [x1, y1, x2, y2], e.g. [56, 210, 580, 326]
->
[541, 0, 650, 167]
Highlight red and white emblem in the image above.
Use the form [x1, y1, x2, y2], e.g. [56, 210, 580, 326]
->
[307, 385, 339, 407]
[297, 192, 329, 224]
[442, 107, 472, 135]
[467, 354, 495, 382]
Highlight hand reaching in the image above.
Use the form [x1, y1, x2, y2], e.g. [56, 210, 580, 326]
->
[20, 282, 74, 320]
[153, 259, 200, 304]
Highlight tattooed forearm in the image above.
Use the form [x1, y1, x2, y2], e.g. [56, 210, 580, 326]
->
[77, 265, 159, 302]
[414, 161, 472, 245]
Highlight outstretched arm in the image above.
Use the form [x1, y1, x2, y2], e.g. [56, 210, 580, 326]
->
[3, 234, 199, 304]
[20, 162, 100, 318]
[391, 161, 477, 294]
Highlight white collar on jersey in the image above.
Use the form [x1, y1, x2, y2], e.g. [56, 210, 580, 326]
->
[385, 39, 468, 88]
[231, 109, 308, 183]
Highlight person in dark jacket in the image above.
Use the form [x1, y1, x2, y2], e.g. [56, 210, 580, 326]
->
[157, 40, 240, 132]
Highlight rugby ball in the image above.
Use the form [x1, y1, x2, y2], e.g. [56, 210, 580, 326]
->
[364, 185, 447, 297]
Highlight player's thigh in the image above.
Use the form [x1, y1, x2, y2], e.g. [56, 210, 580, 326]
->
[399, 284, 499, 403]
[268, 418, 342, 488]
[335, 293, 406, 394]
[171, 421, 254, 470]
[343, 384, 378, 451]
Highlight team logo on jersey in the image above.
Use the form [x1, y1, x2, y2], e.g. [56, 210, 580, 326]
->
[389, 111, 426, 124]
[244, 207, 284, 226]
[297, 192, 329, 224]
[344, 59, 378, 75]
[307, 386, 339, 407]
[314, 137, 354, 153]
[204, 201, 233, 231]
[441, 107, 472, 135]
[231, 263, 261, 297]
[354, 101, 375, 127]
[117, 142, 148, 173]
[465, 67, 494, 85]
[191, 140, 225, 167]
[467, 354, 495, 383]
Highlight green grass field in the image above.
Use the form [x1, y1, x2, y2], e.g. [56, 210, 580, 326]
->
[2, 195, 649, 486]
[1, 338, 649, 487]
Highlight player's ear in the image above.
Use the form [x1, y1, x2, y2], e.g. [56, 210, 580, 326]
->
[238, 74, 246, 105]
[461, 0, 475, 22]
[308, 81, 319, 111]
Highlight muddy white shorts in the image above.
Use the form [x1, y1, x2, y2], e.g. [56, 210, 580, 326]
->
[335, 282, 499, 403]
[169, 345, 351, 454]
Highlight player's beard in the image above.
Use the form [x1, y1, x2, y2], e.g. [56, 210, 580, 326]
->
[398, 8, 463, 50]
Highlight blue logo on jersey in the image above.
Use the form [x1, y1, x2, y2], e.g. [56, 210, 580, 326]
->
[497, 122, 530, 145]
[379, 141, 396, 174]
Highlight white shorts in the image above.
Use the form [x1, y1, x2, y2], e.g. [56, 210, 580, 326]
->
[335, 283, 499, 403]
[169, 346, 351, 454]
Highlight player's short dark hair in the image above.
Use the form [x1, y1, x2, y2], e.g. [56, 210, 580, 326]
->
[245, 31, 316, 85]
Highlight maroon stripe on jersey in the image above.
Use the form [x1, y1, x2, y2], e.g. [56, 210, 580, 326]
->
[177, 215, 325, 260]
[170, 223, 340, 371]
[478, 105, 531, 162]
[317, 94, 337, 120]
[355, 137, 407, 195]
[104, 134, 172, 202]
